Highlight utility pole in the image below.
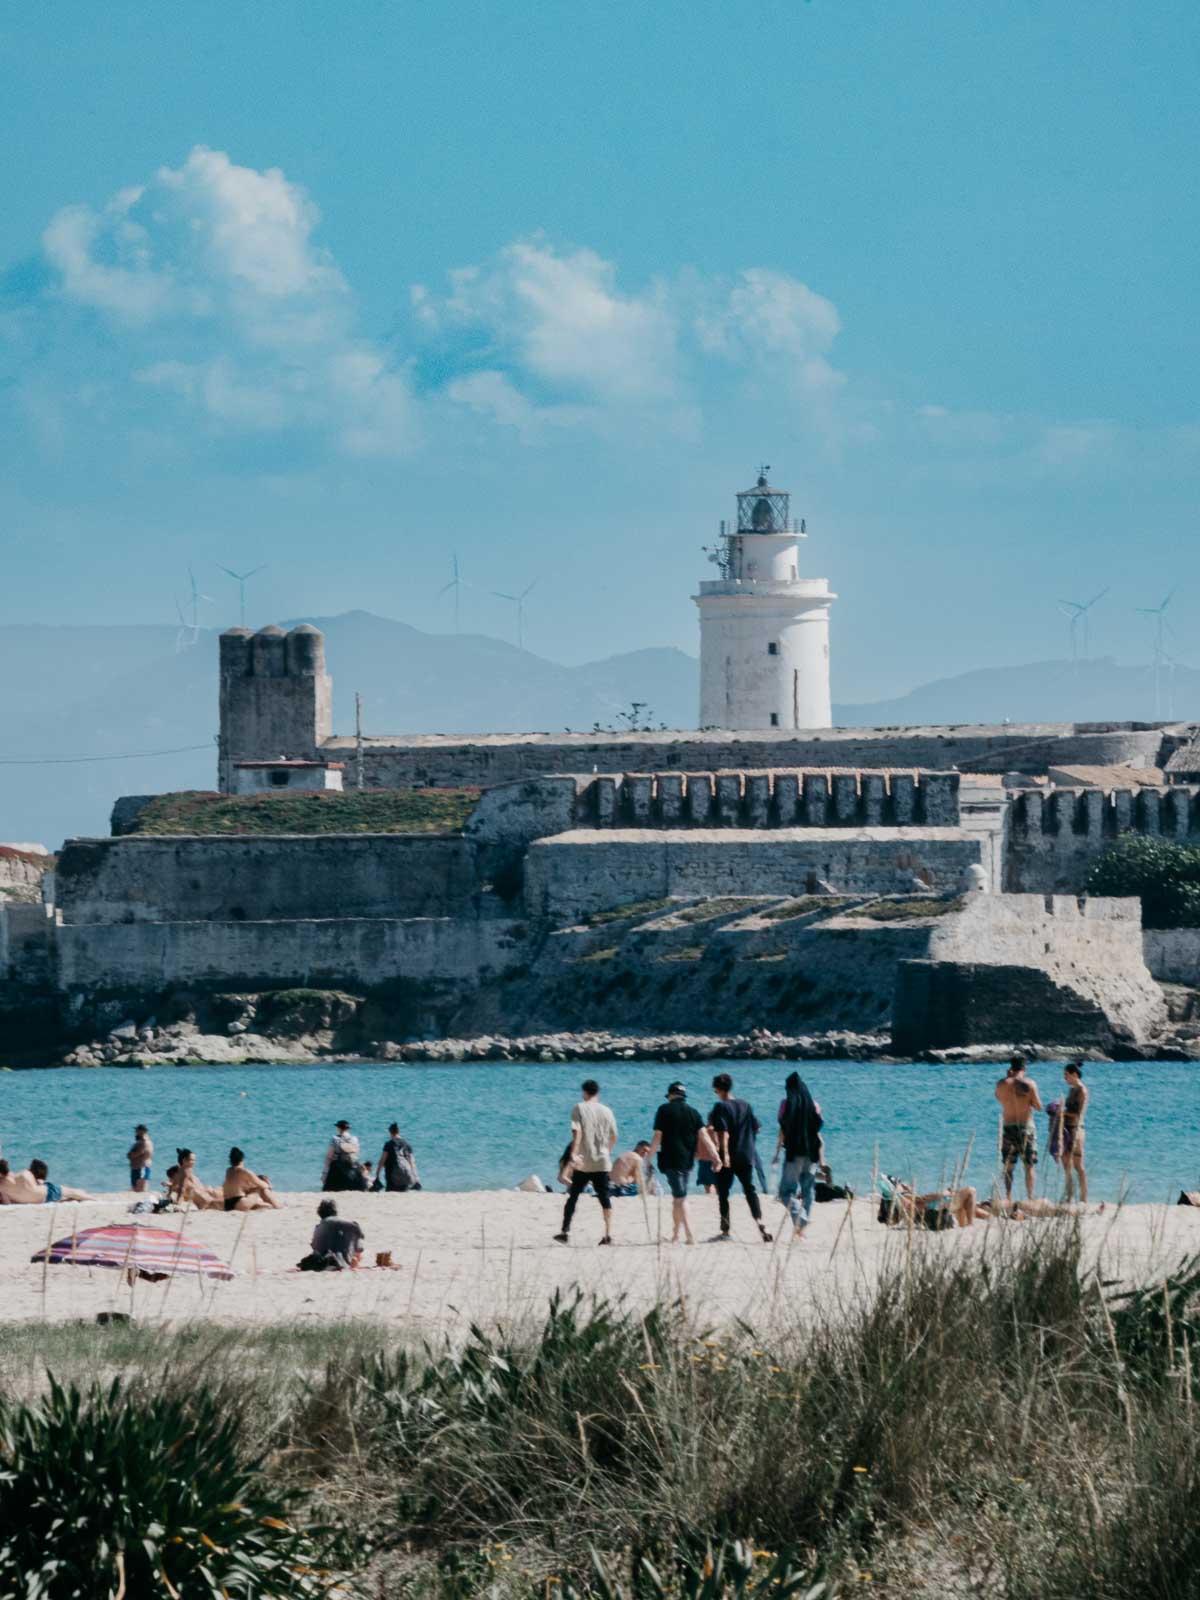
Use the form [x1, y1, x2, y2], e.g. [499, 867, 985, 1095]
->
[355, 692, 365, 791]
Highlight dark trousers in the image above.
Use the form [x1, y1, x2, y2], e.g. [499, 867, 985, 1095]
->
[716, 1158, 763, 1230]
[562, 1169, 612, 1231]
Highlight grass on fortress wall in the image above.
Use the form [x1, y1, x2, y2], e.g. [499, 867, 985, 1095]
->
[124, 788, 483, 836]
[2, 1230, 1199, 1598]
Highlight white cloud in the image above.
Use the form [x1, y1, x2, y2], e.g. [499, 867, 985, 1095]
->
[42, 147, 415, 455]
[417, 241, 848, 441]
[417, 239, 681, 407]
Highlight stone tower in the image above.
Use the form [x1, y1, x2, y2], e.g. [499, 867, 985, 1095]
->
[693, 470, 835, 730]
[218, 624, 332, 791]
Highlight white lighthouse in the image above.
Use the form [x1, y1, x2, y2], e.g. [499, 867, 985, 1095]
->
[694, 468, 835, 730]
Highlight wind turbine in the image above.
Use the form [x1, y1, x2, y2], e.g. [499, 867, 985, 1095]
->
[438, 553, 472, 633]
[174, 566, 213, 652]
[1136, 592, 1175, 718]
[1057, 588, 1108, 666]
[492, 579, 537, 650]
[218, 563, 268, 629]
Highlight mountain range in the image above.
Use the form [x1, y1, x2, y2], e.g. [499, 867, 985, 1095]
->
[0, 611, 1192, 848]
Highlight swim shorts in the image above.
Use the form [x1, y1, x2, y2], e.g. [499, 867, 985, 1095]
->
[1001, 1122, 1037, 1168]
[130, 1167, 151, 1183]
[44, 1182, 62, 1203]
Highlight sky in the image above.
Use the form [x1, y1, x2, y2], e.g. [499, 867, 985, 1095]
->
[2, 0, 1198, 701]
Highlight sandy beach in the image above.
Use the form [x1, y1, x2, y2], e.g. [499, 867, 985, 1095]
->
[2, 1188, 1197, 1333]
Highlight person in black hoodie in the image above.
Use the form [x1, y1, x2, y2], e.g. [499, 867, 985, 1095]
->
[773, 1071, 824, 1239]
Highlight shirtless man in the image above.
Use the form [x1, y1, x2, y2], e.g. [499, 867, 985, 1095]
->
[610, 1141, 656, 1195]
[995, 1055, 1042, 1201]
[222, 1147, 282, 1211]
[0, 1159, 93, 1204]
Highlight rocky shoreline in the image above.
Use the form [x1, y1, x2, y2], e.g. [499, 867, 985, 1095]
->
[53, 1020, 1199, 1069]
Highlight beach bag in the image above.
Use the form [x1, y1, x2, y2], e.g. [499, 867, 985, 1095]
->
[385, 1146, 418, 1191]
[815, 1179, 853, 1203]
[298, 1251, 344, 1273]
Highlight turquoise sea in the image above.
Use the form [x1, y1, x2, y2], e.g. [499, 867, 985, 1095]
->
[2, 1060, 1198, 1202]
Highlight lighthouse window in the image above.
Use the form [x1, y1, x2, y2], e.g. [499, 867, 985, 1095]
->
[769, 713, 780, 726]
[767, 642, 779, 656]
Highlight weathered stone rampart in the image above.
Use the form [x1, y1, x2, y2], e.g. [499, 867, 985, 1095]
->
[325, 721, 1170, 789]
[1006, 785, 1200, 894]
[524, 828, 981, 923]
[893, 894, 1166, 1051]
[54, 835, 480, 925]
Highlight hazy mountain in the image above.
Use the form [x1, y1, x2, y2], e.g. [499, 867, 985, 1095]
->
[0, 612, 697, 847]
[833, 656, 1193, 728]
[0, 614, 1189, 849]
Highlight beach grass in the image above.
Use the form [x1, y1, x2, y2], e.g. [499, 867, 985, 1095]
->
[3, 1227, 1199, 1596]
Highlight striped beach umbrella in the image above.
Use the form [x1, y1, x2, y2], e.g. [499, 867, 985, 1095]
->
[31, 1224, 235, 1281]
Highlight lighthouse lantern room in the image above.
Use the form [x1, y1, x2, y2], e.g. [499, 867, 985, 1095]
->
[693, 468, 835, 730]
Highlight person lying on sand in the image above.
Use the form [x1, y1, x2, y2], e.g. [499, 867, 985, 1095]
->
[165, 1150, 224, 1211]
[878, 1176, 979, 1229]
[222, 1147, 282, 1212]
[0, 1158, 93, 1204]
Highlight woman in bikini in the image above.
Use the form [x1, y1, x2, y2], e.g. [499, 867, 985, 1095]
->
[1060, 1061, 1089, 1203]
[166, 1149, 224, 1210]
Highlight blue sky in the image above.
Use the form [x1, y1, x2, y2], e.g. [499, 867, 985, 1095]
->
[2, 0, 1198, 700]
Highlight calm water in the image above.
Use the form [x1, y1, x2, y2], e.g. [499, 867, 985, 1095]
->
[2, 1059, 1198, 1201]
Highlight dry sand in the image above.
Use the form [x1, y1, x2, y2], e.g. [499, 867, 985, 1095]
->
[1, 1190, 1197, 1335]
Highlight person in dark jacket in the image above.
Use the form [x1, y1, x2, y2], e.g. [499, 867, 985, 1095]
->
[772, 1071, 824, 1238]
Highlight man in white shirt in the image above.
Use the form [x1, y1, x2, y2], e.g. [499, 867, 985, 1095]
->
[554, 1079, 617, 1246]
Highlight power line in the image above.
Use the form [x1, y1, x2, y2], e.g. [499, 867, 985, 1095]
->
[0, 742, 213, 766]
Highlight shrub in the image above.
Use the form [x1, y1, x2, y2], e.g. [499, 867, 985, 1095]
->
[0, 1378, 338, 1598]
[1086, 834, 1200, 927]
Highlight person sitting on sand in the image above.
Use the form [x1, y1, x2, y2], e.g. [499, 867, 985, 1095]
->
[306, 1198, 365, 1270]
[222, 1147, 281, 1212]
[0, 1158, 93, 1205]
[166, 1149, 223, 1211]
[610, 1141, 656, 1196]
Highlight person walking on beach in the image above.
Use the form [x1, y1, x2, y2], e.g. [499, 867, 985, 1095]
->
[646, 1080, 703, 1244]
[708, 1073, 773, 1243]
[126, 1125, 153, 1193]
[773, 1071, 823, 1239]
[374, 1123, 421, 1192]
[996, 1056, 1042, 1202]
[554, 1079, 617, 1246]
[321, 1121, 364, 1192]
[1060, 1061, 1089, 1202]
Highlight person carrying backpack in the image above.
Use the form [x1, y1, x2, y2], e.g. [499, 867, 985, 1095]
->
[375, 1122, 421, 1192]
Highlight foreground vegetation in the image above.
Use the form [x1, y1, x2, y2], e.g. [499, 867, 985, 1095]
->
[1, 1231, 1199, 1597]
[124, 787, 482, 836]
[1088, 833, 1200, 927]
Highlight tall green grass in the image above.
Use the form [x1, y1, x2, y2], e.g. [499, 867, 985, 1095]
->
[1, 1229, 1198, 1597]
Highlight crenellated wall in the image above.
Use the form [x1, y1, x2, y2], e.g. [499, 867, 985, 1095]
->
[1006, 785, 1200, 893]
